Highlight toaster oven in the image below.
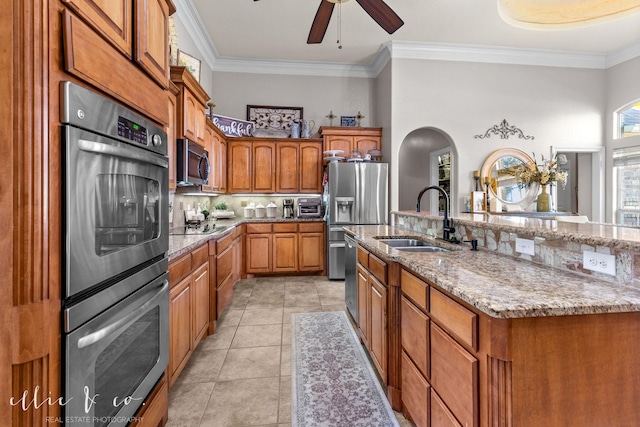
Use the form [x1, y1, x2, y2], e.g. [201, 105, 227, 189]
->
[297, 197, 322, 217]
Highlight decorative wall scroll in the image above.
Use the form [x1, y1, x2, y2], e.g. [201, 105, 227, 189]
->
[247, 105, 303, 131]
[474, 119, 535, 140]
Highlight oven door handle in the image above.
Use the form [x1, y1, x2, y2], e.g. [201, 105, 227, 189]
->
[77, 280, 168, 349]
[78, 139, 168, 168]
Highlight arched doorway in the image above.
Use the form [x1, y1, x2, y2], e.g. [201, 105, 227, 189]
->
[398, 127, 457, 213]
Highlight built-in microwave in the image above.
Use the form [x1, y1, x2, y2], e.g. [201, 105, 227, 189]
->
[177, 139, 210, 186]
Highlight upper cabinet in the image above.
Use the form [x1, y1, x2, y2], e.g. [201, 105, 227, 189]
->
[170, 66, 209, 145]
[135, 0, 174, 89]
[319, 127, 382, 159]
[203, 119, 227, 193]
[228, 138, 322, 194]
[62, 0, 175, 89]
[167, 81, 180, 190]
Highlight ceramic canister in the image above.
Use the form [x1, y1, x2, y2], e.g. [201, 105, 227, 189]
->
[254, 204, 266, 218]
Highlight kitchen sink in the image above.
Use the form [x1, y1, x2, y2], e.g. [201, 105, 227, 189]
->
[395, 246, 450, 252]
[376, 238, 451, 252]
[377, 238, 431, 247]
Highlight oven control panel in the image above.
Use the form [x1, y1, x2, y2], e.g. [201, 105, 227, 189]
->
[118, 116, 148, 146]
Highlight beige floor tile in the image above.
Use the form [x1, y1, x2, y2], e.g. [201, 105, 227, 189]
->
[282, 306, 323, 323]
[321, 304, 347, 313]
[217, 346, 281, 381]
[281, 323, 291, 345]
[198, 325, 236, 351]
[278, 376, 291, 423]
[240, 308, 284, 326]
[174, 348, 227, 384]
[280, 345, 291, 375]
[230, 324, 282, 348]
[167, 381, 214, 426]
[245, 292, 285, 309]
[283, 293, 320, 307]
[216, 308, 244, 328]
[199, 377, 279, 427]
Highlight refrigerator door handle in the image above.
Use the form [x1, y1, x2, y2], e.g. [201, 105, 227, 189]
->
[355, 164, 361, 223]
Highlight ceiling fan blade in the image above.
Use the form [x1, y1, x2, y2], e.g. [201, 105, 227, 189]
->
[307, 0, 335, 44]
[355, 0, 404, 34]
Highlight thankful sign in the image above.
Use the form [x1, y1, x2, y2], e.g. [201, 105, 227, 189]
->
[211, 114, 255, 137]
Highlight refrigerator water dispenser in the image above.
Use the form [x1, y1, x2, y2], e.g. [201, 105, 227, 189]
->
[335, 197, 355, 223]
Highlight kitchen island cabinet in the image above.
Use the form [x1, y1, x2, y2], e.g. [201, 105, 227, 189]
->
[345, 224, 640, 427]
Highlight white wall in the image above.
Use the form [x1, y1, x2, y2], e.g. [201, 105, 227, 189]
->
[173, 15, 213, 98]
[387, 58, 606, 211]
[208, 72, 376, 132]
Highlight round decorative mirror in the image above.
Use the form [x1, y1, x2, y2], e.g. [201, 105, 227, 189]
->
[480, 148, 539, 208]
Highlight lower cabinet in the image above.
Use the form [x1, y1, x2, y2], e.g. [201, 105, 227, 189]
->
[245, 221, 324, 275]
[400, 268, 478, 427]
[168, 243, 209, 388]
[130, 377, 169, 427]
[214, 226, 242, 318]
[355, 246, 388, 382]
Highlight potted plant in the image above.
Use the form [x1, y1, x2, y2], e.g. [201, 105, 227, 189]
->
[214, 202, 227, 211]
[201, 209, 210, 220]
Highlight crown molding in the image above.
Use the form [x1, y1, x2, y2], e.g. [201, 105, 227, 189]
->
[174, 0, 639, 78]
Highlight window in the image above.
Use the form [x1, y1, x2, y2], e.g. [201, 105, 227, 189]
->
[617, 101, 640, 139]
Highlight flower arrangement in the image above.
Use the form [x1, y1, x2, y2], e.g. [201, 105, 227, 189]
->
[508, 153, 568, 188]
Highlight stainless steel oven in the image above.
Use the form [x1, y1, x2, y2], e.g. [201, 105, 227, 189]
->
[65, 271, 168, 427]
[61, 82, 169, 301]
[61, 81, 170, 427]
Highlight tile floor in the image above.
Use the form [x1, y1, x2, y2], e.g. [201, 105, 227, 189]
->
[166, 275, 414, 427]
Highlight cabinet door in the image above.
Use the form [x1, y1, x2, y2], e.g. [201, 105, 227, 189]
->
[191, 262, 209, 348]
[208, 126, 224, 191]
[324, 135, 352, 156]
[201, 122, 215, 191]
[298, 232, 324, 271]
[194, 105, 206, 145]
[246, 233, 272, 273]
[402, 351, 430, 427]
[253, 142, 276, 193]
[169, 277, 191, 387]
[182, 88, 198, 143]
[228, 141, 252, 193]
[167, 84, 178, 190]
[356, 264, 370, 347]
[299, 142, 322, 193]
[273, 233, 298, 272]
[63, 0, 133, 58]
[354, 135, 380, 156]
[216, 245, 234, 316]
[219, 139, 227, 192]
[401, 296, 429, 378]
[369, 276, 387, 382]
[276, 142, 300, 193]
[135, 0, 170, 89]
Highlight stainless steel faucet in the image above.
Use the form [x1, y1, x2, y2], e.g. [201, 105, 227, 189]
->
[416, 185, 456, 242]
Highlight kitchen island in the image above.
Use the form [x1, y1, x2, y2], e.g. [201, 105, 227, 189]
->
[344, 220, 640, 427]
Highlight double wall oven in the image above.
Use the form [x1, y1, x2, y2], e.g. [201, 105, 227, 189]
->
[61, 82, 169, 427]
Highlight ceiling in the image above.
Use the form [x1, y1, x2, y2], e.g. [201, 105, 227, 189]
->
[176, 0, 640, 76]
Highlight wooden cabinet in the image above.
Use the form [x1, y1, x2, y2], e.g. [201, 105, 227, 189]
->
[63, 0, 174, 89]
[355, 246, 388, 381]
[170, 66, 209, 146]
[298, 222, 325, 272]
[245, 222, 325, 274]
[130, 377, 168, 427]
[214, 228, 242, 317]
[399, 268, 478, 427]
[167, 81, 179, 190]
[203, 119, 227, 192]
[319, 127, 382, 158]
[168, 243, 209, 388]
[228, 138, 322, 194]
[275, 141, 323, 193]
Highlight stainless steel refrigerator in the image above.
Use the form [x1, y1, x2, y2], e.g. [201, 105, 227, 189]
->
[326, 162, 388, 281]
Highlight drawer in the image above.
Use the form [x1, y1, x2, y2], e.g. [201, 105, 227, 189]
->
[191, 243, 209, 267]
[216, 245, 233, 285]
[430, 288, 478, 350]
[216, 232, 234, 253]
[234, 225, 242, 238]
[298, 222, 324, 233]
[401, 296, 429, 378]
[246, 223, 272, 233]
[430, 323, 478, 427]
[357, 247, 369, 268]
[273, 222, 297, 233]
[431, 391, 462, 427]
[169, 253, 191, 286]
[401, 351, 430, 427]
[368, 253, 387, 285]
[400, 269, 428, 312]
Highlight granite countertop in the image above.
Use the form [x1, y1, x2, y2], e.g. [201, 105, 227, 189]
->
[168, 216, 325, 260]
[344, 224, 640, 319]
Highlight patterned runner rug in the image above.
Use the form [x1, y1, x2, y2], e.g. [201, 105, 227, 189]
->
[291, 311, 400, 427]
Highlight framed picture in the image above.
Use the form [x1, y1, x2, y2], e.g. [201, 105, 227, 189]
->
[177, 50, 201, 82]
[247, 105, 303, 131]
[470, 191, 486, 213]
[341, 116, 356, 127]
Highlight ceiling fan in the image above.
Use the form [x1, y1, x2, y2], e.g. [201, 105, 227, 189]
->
[306, 0, 404, 44]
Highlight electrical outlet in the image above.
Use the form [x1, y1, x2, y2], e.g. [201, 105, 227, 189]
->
[241, 200, 248, 207]
[583, 250, 616, 276]
[515, 238, 535, 256]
